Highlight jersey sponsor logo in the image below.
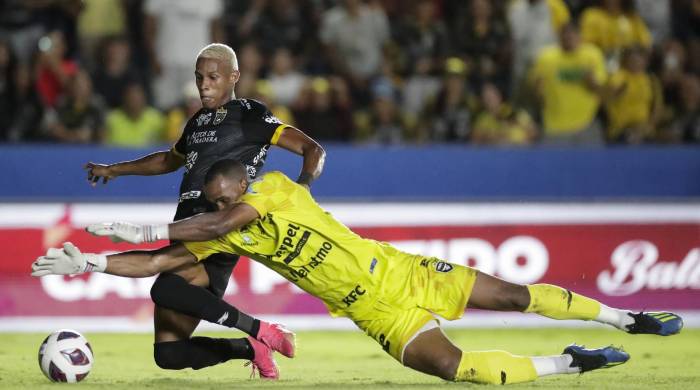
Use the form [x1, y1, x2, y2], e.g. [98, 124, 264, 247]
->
[435, 261, 453, 273]
[184, 151, 198, 173]
[282, 232, 311, 264]
[187, 130, 218, 145]
[240, 98, 252, 110]
[342, 284, 366, 307]
[263, 113, 282, 124]
[288, 241, 334, 282]
[178, 190, 201, 202]
[252, 145, 270, 165]
[213, 107, 227, 125]
[195, 112, 212, 126]
[246, 165, 257, 179]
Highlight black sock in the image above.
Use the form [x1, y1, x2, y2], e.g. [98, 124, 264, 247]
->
[153, 337, 253, 370]
[150, 272, 261, 337]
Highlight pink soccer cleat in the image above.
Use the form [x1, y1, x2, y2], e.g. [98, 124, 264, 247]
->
[245, 336, 279, 380]
[257, 321, 296, 358]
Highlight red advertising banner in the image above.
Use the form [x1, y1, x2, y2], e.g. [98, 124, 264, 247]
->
[1, 203, 699, 328]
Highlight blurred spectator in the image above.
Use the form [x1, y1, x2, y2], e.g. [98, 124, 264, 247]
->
[668, 74, 700, 143]
[320, 0, 390, 101]
[423, 57, 472, 142]
[235, 42, 265, 99]
[165, 81, 201, 143]
[293, 76, 354, 141]
[253, 79, 295, 126]
[635, 0, 670, 44]
[530, 23, 607, 144]
[0, 1, 46, 63]
[43, 70, 105, 143]
[92, 36, 146, 108]
[356, 79, 404, 144]
[454, 0, 512, 93]
[0, 39, 17, 141]
[402, 55, 441, 124]
[105, 82, 165, 147]
[392, 0, 450, 75]
[267, 47, 306, 107]
[237, 0, 317, 54]
[77, 0, 126, 69]
[579, 0, 651, 66]
[671, 0, 700, 42]
[35, 30, 79, 107]
[508, 0, 570, 99]
[5, 63, 44, 141]
[471, 82, 536, 145]
[144, 0, 224, 109]
[605, 46, 662, 143]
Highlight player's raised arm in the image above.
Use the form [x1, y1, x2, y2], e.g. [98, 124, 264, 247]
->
[31, 242, 196, 278]
[274, 126, 326, 189]
[87, 202, 260, 244]
[84, 148, 185, 186]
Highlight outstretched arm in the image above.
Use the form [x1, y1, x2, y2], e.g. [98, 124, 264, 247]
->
[87, 203, 260, 243]
[275, 127, 326, 189]
[31, 242, 197, 278]
[105, 243, 196, 277]
[84, 149, 184, 186]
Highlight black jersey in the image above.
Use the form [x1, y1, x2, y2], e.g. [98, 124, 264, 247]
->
[171, 98, 287, 220]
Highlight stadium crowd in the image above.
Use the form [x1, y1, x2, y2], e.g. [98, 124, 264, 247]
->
[0, 0, 699, 146]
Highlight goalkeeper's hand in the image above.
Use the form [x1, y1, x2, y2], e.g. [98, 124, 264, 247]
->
[86, 222, 169, 244]
[31, 242, 106, 277]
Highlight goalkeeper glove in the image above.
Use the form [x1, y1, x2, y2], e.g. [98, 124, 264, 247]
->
[86, 221, 169, 244]
[31, 242, 107, 277]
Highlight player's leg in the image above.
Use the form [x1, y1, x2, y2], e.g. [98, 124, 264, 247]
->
[149, 253, 295, 357]
[152, 262, 261, 371]
[466, 270, 682, 335]
[402, 324, 628, 384]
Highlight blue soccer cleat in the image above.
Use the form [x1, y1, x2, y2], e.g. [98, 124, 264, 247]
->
[563, 344, 630, 373]
[625, 311, 683, 336]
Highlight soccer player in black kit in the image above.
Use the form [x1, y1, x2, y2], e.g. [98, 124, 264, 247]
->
[83, 43, 325, 379]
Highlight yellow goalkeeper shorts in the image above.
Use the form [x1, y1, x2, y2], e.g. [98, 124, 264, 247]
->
[350, 253, 478, 362]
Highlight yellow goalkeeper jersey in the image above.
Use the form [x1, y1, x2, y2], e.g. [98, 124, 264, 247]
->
[183, 171, 401, 318]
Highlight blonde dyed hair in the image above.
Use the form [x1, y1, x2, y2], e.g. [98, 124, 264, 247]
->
[197, 43, 238, 72]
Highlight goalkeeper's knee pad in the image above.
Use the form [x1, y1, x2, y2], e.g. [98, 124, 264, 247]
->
[454, 350, 537, 384]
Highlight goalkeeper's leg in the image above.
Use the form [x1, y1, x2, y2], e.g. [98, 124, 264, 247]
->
[402, 326, 628, 384]
[466, 271, 637, 331]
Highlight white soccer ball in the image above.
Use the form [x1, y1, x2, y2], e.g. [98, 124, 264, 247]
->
[38, 329, 93, 383]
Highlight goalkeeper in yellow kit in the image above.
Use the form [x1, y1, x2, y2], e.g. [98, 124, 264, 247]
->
[32, 159, 682, 384]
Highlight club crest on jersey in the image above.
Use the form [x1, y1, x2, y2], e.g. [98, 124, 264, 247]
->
[213, 107, 227, 125]
[196, 112, 212, 126]
[435, 261, 453, 273]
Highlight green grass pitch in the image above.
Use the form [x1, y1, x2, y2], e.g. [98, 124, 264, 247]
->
[1, 328, 699, 389]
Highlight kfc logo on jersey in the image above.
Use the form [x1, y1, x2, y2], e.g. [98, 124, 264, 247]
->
[263, 113, 282, 124]
[196, 112, 212, 126]
[184, 151, 198, 173]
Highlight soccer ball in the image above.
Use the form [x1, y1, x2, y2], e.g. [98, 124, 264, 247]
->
[38, 329, 93, 383]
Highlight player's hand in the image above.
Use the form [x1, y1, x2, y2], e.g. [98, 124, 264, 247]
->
[84, 162, 116, 186]
[31, 242, 87, 276]
[86, 222, 144, 244]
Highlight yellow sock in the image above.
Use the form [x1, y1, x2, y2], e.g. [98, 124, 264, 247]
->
[525, 284, 600, 320]
[454, 350, 538, 384]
